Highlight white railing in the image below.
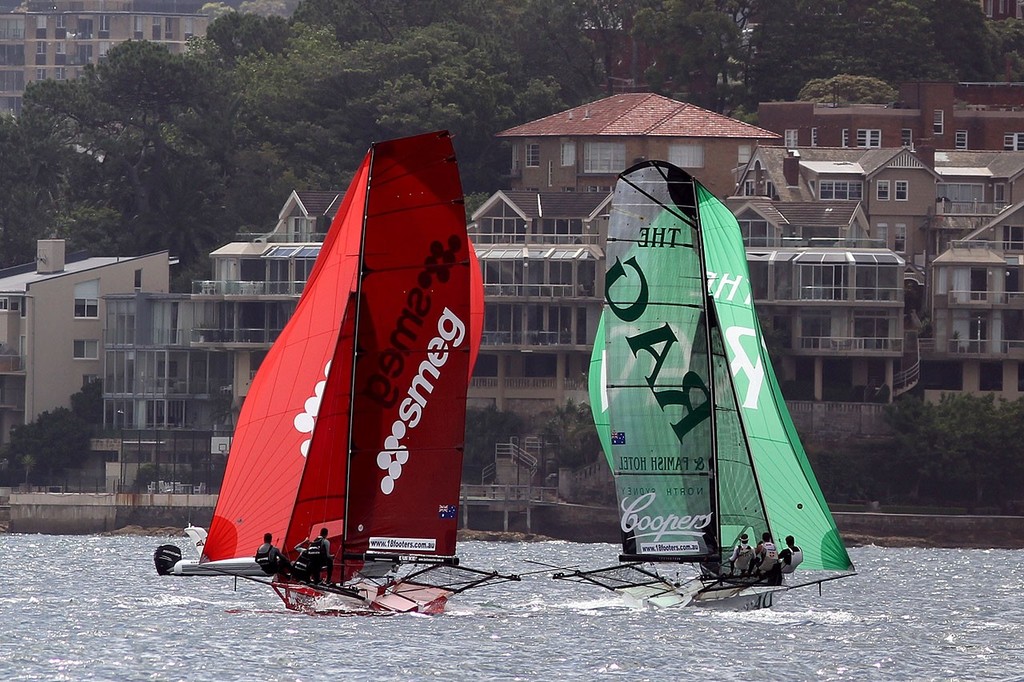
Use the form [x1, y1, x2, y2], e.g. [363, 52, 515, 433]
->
[799, 336, 903, 352]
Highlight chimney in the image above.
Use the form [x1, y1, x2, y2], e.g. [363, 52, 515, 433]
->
[36, 239, 66, 274]
[917, 143, 935, 169]
[783, 153, 800, 187]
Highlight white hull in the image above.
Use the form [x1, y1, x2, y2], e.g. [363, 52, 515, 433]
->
[618, 579, 787, 611]
[170, 558, 265, 577]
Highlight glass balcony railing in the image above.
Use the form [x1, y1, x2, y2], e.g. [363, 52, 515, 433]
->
[192, 280, 306, 296]
[798, 336, 903, 352]
[0, 355, 25, 372]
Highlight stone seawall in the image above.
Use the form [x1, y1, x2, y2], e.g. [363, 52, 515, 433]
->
[8, 493, 214, 534]
[6, 494, 1024, 548]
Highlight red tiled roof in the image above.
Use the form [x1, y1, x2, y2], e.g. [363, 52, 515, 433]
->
[497, 93, 780, 140]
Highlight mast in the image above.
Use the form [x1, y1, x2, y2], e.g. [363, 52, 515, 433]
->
[341, 143, 377, 558]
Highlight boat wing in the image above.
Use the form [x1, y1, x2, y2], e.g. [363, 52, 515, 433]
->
[695, 180, 854, 572]
[202, 155, 368, 562]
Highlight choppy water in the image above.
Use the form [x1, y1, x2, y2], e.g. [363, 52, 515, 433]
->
[0, 534, 1021, 680]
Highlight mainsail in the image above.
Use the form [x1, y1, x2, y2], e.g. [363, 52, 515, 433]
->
[579, 160, 851, 608]
[285, 131, 472, 573]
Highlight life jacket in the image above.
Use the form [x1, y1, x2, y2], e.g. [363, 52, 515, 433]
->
[758, 541, 779, 570]
[306, 537, 325, 560]
[292, 548, 312, 575]
[733, 544, 754, 570]
[254, 542, 276, 574]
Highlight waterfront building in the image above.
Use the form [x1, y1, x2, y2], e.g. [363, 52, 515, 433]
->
[0, 239, 169, 446]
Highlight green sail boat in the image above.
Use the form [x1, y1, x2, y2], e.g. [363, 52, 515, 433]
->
[556, 160, 855, 609]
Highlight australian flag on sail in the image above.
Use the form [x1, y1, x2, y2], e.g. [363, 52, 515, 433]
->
[611, 431, 627, 445]
[438, 504, 458, 519]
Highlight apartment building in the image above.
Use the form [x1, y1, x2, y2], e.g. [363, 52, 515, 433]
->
[467, 191, 608, 413]
[102, 190, 341, 432]
[734, 143, 1024, 401]
[0, 239, 169, 445]
[497, 92, 781, 201]
[759, 81, 1024, 153]
[0, 0, 208, 115]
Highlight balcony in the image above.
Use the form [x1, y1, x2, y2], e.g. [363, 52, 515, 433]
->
[0, 355, 25, 372]
[192, 280, 306, 297]
[470, 231, 599, 245]
[935, 199, 1006, 216]
[481, 330, 579, 346]
[945, 289, 1005, 306]
[797, 336, 903, 353]
[192, 327, 281, 345]
[484, 283, 593, 298]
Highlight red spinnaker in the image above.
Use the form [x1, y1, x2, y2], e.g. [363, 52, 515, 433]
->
[202, 157, 369, 562]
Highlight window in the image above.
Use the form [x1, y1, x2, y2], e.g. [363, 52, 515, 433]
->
[894, 180, 908, 201]
[1003, 225, 1024, 251]
[1005, 133, 1024, 151]
[560, 140, 575, 167]
[739, 219, 772, 247]
[937, 183, 983, 205]
[35, 68, 45, 81]
[583, 142, 625, 173]
[74, 279, 100, 317]
[875, 223, 888, 248]
[525, 143, 540, 168]
[55, 67, 65, 80]
[743, 179, 755, 196]
[995, 183, 1005, 204]
[901, 129, 913, 147]
[134, 268, 142, 289]
[933, 109, 944, 135]
[73, 339, 99, 359]
[955, 130, 968, 149]
[841, 129, 849, 147]
[876, 180, 890, 201]
[737, 144, 751, 165]
[894, 223, 906, 253]
[784, 129, 798, 147]
[811, 128, 818, 147]
[668, 143, 704, 168]
[819, 180, 863, 200]
[856, 129, 881, 148]
[510, 144, 519, 172]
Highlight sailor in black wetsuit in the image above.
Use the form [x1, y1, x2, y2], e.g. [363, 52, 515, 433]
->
[254, 533, 291, 577]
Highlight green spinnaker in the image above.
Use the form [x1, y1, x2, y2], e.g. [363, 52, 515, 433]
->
[589, 161, 852, 572]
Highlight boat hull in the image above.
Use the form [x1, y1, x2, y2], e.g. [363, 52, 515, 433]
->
[170, 558, 265, 577]
[271, 579, 452, 615]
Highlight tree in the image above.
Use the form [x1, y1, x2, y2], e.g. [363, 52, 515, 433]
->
[634, 0, 748, 111]
[70, 378, 104, 425]
[539, 400, 601, 470]
[6, 408, 90, 483]
[463, 405, 525, 479]
[25, 41, 239, 282]
[798, 75, 898, 104]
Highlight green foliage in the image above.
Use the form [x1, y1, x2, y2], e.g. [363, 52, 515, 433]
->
[878, 394, 1024, 508]
[6, 407, 90, 484]
[539, 399, 601, 470]
[70, 378, 104, 425]
[463, 405, 525, 475]
[798, 75, 898, 104]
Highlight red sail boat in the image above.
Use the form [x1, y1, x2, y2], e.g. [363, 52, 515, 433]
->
[155, 131, 515, 613]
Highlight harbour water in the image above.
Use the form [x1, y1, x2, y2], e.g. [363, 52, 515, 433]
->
[0, 534, 1020, 680]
